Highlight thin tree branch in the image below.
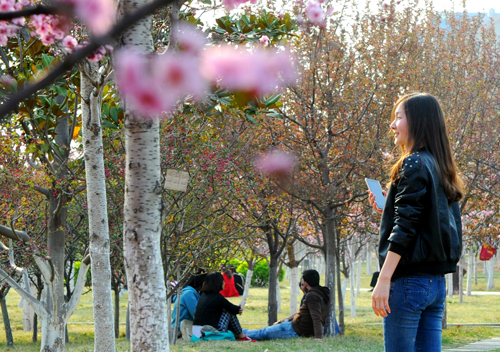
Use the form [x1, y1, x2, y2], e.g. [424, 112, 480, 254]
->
[0, 5, 66, 21]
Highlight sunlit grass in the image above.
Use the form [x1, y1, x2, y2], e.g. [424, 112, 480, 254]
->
[0, 259, 499, 351]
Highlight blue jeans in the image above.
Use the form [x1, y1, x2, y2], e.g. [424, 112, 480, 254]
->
[384, 274, 446, 352]
[243, 321, 299, 340]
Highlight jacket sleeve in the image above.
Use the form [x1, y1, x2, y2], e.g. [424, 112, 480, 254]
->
[184, 291, 198, 319]
[306, 293, 324, 339]
[218, 294, 240, 315]
[388, 154, 428, 256]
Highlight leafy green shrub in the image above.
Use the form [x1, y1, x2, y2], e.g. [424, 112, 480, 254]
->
[236, 260, 285, 287]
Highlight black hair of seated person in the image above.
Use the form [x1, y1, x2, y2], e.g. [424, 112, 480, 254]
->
[201, 272, 224, 293]
[302, 269, 320, 287]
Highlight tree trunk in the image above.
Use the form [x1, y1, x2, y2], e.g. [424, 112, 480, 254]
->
[459, 254, 464, 303]
[267, 256, 279, 325]
[447, 273, 453, 298]
[123, 115, 169, 350]
[126, 304, 130, 340]
[356, 256, 361, 297]
[81, 62, 116, 352]
[323, 212, 337, 336]
[114, 288, 120, 338]
[22, 274, 34, 332]
[336, 242, 345, 335]
[120, 0, 169, 350]
[276, 276, 281, 314]
[487, 258, 495, 290]
[33, 311, 38, 343]
[0, 288, 14, 346]
[33, 280, 43, 343]
[466, 248, 472, 296]
[366, 244, 372, 276]
[289, 266, 299, 315]
[473, 251, 477, 285]
[40, 316, 66, 352]
[239, 264, 254, 308]
[349, 245, 356, 317]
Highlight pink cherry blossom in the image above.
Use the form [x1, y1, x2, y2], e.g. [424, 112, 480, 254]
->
[62, 35, 77, 52]
[0, 0, 15, 13]
[259, 35, 270, 47]
[114, 49, 206, 116]
[222, 0, 257, 10]
[153, 53, 206, 99]
[201, 45, 296, 96]
[254, 149, 296, 177]
[306, 1, 326, 25]
[58, 0, 115, 35]
[174, 23, 206, 54]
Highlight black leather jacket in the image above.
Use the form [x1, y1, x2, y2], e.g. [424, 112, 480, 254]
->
[378, 148, 462, 281]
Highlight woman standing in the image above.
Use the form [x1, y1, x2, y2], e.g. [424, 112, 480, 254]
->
[369, 93, 463, 352]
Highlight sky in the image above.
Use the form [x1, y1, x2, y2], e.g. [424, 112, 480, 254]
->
[426, 0, 498, 13]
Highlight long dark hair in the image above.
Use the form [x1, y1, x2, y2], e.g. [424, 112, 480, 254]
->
[201, 273, 224, 293]
[390, 92, 464, 202]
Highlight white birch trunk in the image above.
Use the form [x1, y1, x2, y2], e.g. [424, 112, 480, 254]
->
[123, 116, 168, 351]
[289, 266, 299, 315]
[487, 258, 495, 290]
[341, 277, 348, 309]
[349, 264, 356, 317]
[120, 1, 169, 351]
[239, 269, 254, 308]
[21, 273, 34, 332]
[474, 252, 477, 285]
[447, 273, 453, 298]
[459, 254, 464, 303]
[366, 244, 372, 276]
[356, 258, 361, 296]
[81, 62, 116, 352]
[483, 260, 487, 277]
[466, 248, 472, 296]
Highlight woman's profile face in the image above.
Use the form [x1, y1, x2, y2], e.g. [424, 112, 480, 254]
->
[391, 102, 409, 148]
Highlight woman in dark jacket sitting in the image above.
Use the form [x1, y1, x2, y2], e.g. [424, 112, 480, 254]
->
[192, 273, 255, 342]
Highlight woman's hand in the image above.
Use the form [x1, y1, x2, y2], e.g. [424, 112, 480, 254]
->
[368, 191, 386, 214]
[239, 306, 243, 315]
[371, 276, 391, 317]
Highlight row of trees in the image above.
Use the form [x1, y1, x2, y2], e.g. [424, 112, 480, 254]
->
[0, 0, 499, 351]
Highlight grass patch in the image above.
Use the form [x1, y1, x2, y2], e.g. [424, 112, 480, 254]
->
[0, 259, 499, 351]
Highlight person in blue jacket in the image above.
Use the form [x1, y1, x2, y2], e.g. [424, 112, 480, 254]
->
[171, 273, 206, 335]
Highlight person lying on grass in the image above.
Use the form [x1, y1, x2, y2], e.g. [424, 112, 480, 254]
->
[243, 269, 330, 340]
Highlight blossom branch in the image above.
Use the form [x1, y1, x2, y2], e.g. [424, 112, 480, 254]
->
[0, 5, 67, 21]
[0, 0, 175, 120]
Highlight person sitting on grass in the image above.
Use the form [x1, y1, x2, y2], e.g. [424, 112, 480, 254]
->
[171, 271, 206, 338]
[243, 269, 330, 340]
[192, 272, 255, 342]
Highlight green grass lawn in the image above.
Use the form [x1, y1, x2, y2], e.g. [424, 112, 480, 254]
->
[1, 260, 499, 351]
